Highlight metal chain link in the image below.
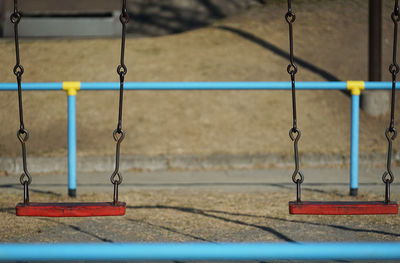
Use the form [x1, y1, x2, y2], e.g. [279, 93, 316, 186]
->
[382, 0, 400, 203]
[110, 0, 129, 204]
[12, 0, 31, 205]
[286, 0, 303, 203]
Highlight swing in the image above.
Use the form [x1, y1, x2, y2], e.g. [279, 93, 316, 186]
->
[12, 0, 129, 217]
[285, 0, 399, 215]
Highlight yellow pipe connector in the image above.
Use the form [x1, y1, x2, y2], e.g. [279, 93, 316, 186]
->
[347, 81, 365, 96]
[63, 82, 81, 96]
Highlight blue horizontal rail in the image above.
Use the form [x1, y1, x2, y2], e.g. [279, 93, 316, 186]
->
[83, 81, 349, 90]
[365, 81, 400, 89]
[0, 242, 400, 261]
[0, 82, 62, 90]
[0, 81, 398, 91]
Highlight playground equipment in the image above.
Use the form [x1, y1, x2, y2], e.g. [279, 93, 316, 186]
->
[12, 0, 129, 217]
[0, 1, 399, 261]
[3, 0, 397, 217]
[287, 0, 399, 214]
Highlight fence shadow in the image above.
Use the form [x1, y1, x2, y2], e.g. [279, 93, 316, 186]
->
[127, 205, 400, 239]
[38, 218, 114, 243]
[215, 25, 340, 82]
[127, 205, 296, 242]
[126, 218, 212, 242]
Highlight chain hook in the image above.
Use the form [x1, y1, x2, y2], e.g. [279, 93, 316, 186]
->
[110, 171, 123, 185]
[17, 128, 29, 143]
[290, 127, 304, 184]
[19, 172, 32, 185]
[382, 170, 395, 184]
[389, 63, 400, 75]
[113, 128, 125, 142]
[10, 11, 21, 24]
[285, 11, 296, 24]
[13, 65, 24, 77]
[386, 127, 397, 141]
[120, 9, 130, 24]
[117, 65, 128, 78]
[110, 128, 125, 186]
[110, 131, 124, 186]
[289, 127, 300, 141]
[17, 129, 32, 186]
[382, 128, 396, 184]
[287, 65, 298, 75]
[292, 170, 304, 185]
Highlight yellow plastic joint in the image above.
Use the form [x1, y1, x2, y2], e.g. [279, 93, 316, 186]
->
[63, 82, 81, 96]
[347, 81, 365, 96]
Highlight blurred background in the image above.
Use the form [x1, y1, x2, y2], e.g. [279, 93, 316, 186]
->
[0, 0, 399, 174]
[0, 0, 266, 37]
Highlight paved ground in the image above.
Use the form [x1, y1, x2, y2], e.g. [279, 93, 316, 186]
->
[0, 168, 399, 262]
[1, 167, 400, 195]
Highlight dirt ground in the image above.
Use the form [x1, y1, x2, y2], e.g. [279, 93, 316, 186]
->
[1, 0, 400, 160]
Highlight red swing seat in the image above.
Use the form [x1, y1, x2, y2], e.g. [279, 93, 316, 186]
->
[16, 202, 126, 217]
[289, 201, 398, 215]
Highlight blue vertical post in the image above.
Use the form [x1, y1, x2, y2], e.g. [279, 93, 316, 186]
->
[67, 95, 77, 197]
[63, 82, 80, 197]
[350, 94, 360, 196]
[348, 81, 364, 196]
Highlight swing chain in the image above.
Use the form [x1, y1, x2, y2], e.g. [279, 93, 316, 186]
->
[12, 0, 32, 204]
[110, 0, 129, 204]
[117, 0, 129, 81]
[285, 0, 297, 77]
[286, 0, 303, 200]
[382, 0, 400, 202]
[116, 0, 129, 133]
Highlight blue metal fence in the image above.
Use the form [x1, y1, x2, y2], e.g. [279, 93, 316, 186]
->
[1, 242, 400, 261]
[0, 81, 397, 196]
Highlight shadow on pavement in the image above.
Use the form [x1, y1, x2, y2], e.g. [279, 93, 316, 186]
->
[128, 205, 400, 239]
[126, 218, 212, 242]
[38, 218, 114, 243]
[128, 205, 296, 242]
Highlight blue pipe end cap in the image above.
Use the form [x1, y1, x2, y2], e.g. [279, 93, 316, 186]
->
[350, 188, 358, 196]
[68, 189, 76, 198]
